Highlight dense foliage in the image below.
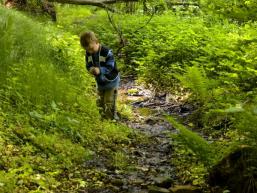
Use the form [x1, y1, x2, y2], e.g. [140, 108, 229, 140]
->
[0, 7, 131, 192]
[1, 0, 257, 191]
[55, 3, 257, 189]
[200, 0, 257, 22]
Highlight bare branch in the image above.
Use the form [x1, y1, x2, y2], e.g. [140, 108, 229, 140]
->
[166, 2, 199, 7]
[106, 5, 156, 57]
[106, 10, 125, 55]
[133, 7, 155, 33]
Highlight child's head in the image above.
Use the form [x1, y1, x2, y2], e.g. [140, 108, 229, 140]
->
[80, 31, 100, 54]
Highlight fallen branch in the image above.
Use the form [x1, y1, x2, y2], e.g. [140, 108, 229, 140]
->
[166, 2, 199, 7]
[48, 0, 138, 6]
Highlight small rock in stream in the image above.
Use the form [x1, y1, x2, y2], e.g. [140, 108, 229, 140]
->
[170, 185, 202, 193]
[153, 176, 173, 188]
[131, 178, 145, 185]
[148, 185, 170, 193]
[110, 178, 124, 186]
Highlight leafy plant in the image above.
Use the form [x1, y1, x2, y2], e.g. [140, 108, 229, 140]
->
[166, 116, 216, 165]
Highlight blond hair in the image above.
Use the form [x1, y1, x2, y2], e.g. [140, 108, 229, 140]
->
[80, 31, 99, 49]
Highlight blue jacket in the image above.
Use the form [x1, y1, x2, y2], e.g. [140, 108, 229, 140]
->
[85, 45, 120, 90]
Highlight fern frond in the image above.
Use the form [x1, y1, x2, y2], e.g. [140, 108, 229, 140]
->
[175, 65, 210, 102]
[166, 115, 216, 166]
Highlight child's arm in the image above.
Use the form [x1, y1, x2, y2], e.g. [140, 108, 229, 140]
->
[85, 54, 93, 71]
[85, 54, 100, 75]
[100, 50, 115, 75]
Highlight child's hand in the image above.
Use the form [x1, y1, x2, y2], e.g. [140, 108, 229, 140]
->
[89, 67, 100, 76]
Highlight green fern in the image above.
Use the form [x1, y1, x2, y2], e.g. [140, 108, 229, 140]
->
[175, 65, 210, 102]
[235, 106, 257, 145]
[166, 115, 216, 166]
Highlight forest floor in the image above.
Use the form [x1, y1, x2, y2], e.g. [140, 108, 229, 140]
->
[83, 76, 197, 193]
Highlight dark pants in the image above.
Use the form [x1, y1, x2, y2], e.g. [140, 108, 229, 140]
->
[96, 88, 118, 120]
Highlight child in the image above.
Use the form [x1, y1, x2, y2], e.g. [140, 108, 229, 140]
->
[80, 31, 120, 120]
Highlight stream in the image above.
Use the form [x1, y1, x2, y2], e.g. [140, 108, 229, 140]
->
[83, 76, 195, 193]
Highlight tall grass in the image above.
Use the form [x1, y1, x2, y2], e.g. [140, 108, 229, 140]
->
[0, 7, 131, 192]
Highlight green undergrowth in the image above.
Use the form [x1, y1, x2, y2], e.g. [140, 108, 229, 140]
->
[55, 4, 257, 179]
[0, 7, 132, 192]
[166, 115, 241, 189]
